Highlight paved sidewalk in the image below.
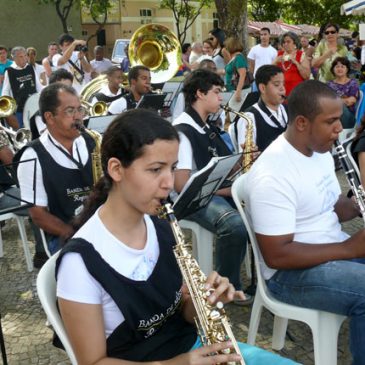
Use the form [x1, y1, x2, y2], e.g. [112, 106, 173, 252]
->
[0, 172, 358, 364]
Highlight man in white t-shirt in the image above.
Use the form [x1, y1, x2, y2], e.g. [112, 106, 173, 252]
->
[247, 27, 277, 92]
[242, 80, 365, 364]
[53, 33, 92, 93]
[90, 46, 113, 77]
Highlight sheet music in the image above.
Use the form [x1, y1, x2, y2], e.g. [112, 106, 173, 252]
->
[172, 153, 242, 220]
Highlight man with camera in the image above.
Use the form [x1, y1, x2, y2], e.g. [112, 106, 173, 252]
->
[53, 33, 92, 93]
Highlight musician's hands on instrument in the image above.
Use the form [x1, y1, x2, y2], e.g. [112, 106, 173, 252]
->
[169, 341, 243, 365]
[240, 142, 260, 161]
[205, 271, 244, 305]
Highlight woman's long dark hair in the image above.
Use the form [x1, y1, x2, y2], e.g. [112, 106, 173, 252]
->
[70, 109, 179, 235]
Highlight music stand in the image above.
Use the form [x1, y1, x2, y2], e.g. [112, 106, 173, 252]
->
[136, 94, 167, 111]
[210, 91, 234, 122]
[172, 153, 242, 220]
[0, 158, 37, 215]
[86, 115, 116, 135]
[162, 81, 183, 109]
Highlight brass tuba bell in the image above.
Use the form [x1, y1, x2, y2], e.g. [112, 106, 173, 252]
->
[0, 96, 17, 118]
[129, 24, 182, 84]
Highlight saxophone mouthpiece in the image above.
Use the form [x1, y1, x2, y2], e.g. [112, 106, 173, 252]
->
[72, 122, 85, 131]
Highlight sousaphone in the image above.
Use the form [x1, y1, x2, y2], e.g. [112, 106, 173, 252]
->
[129, 23, 182, 84]
[80, 24, 182, 102]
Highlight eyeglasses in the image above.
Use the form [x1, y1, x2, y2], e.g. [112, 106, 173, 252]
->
[62, 106, 87, 118]
[324, 30, 337, 35]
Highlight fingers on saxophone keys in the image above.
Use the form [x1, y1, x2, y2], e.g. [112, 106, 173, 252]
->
[201, 341, 242, 363]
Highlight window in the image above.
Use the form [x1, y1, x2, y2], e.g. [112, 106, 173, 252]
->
[140, 8, 152, 17]
[213, 12, 219, 29]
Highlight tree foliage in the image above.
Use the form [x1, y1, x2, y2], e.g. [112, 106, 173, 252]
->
[247, 0, 361, 30]
[160, 0, 213, 45]
[36, 0, 112, 35]
[249, 0, 281, 22]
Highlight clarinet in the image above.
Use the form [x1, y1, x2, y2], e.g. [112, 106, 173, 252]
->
[334, 140, 365, 224]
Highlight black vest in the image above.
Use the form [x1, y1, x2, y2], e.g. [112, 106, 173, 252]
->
[0, 164, 16, 191]
[175, 110, 232, 170]
[7, 65, 36, 111]
[246, 105, 287, 151]
[55, 217, 196, 361]
[18, 134, 94, 223]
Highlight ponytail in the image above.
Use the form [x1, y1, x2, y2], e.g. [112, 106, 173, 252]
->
[66, 175, 111, 240]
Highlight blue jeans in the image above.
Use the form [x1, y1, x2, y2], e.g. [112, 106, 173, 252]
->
[267, 260, 365, 365]
[186, 196, 247, 290]
[191, 337, 299, 364]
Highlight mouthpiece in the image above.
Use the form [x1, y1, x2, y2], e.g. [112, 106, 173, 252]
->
[72, 122, 85, 131]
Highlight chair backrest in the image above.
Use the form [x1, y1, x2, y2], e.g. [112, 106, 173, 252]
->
[36, 253, 78, 365]
[231, 174, 271, 300]
[356, 89, 364, 125]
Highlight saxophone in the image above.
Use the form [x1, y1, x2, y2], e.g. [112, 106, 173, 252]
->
[334, 140, 365, 225]
[159, 202, 246, 365]
[221, 104, 255, 172]
[74, 123, 103, 184]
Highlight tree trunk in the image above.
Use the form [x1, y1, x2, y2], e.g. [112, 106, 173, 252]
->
[214, 0, 248, 55]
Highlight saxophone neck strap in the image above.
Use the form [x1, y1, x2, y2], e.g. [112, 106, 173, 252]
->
[47, 134, 83, 170]
[185, 106, 218, 140]
[257, 98, 285, 130]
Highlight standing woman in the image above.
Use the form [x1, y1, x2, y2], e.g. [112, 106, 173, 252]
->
[56, 109, 298, 365]
[225, 37, 248, 113]
[312, 23, 348, 83]
[273, 32, 310, 97]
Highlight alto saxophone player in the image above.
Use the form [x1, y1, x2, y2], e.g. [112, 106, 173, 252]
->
[173, 69, 251, 305]
[17, 83, 95, 266]
[229, 65, 288, 154]
[55, 109, 297, 365]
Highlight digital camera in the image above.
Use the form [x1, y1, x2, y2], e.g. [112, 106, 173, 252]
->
[75, 45, 88, 53]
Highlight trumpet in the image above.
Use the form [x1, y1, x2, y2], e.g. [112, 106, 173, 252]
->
[1, 125, 32, 151]
[0, 96, 17, 118]
[80, 100, 108, 117]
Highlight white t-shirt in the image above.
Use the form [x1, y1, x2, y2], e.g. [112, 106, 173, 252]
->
[173, 112, 205, 173]
[247, 45, 277, 76]
[91, 84, 121, 105]
[108, 96, 127, 114]
[57, 210, 160, 337]
[228, 102, 287, 152]
[241, 134, 348, 280]
[18, 130, 90, 207]
[53, 52, 90, 93]
[90, 58, 113, 74]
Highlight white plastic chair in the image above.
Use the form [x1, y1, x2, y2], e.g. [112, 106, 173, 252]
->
[0, 213, 32, 271]
[179, 219, 251, 279]
[36, 252, 77, 365]
[232, 175, 346, 365]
